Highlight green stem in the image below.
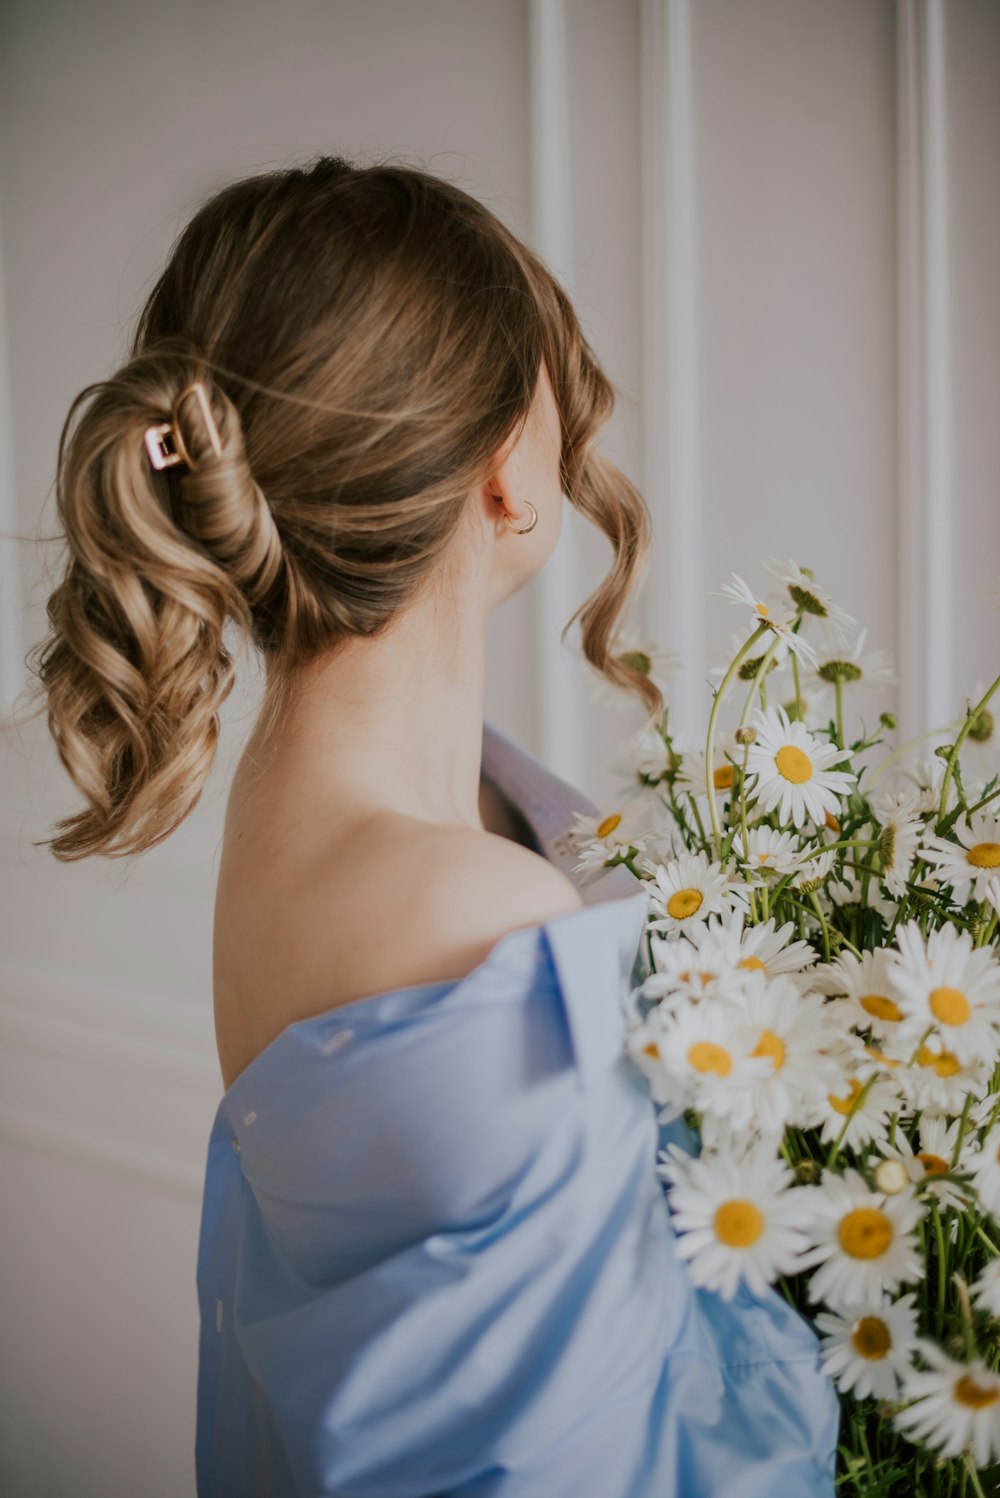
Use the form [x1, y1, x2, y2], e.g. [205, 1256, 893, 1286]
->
[937, 671, 1000, 827]
[704, 623, 770, 858]
[791, 651, 804, 722]
[834, 676, 845, 750]
[809, 891, 832, 961]
[825, 1071, 879, 1169]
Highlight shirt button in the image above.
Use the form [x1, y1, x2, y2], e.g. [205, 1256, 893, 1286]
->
[230, 1137, 241, 1153]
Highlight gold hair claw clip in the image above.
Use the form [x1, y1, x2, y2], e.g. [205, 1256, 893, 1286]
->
[144, 381, 223, 471]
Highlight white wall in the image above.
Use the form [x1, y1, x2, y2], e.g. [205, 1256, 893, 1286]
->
[1, 3, 997, 1495]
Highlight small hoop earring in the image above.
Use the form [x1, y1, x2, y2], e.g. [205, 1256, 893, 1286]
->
[503, 500, 538, 535]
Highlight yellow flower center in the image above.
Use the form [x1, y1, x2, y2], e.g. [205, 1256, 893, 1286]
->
[597, 812, 623, 839]
[750, 1028, 786, 1070]
[714, 765, 735, 790]
[825, 812, 841, 834]
[714, 1199, 764, 1247]
[740, 955, 766, 973]
[851, 1316, 891, 1360]
[687, 1041, 733, 1077]
[838, 1206, 893, 1259]
[775, 745, 814, 784]
[916, 1151, 950, 1176]
[967, 843, 1000, 869]
[642, 1041, 661, 1059]
[860, 993, 903, 1023]
[916, 1045, 962, 1076]
[667, 888, 703, 921]
[929, 986, 971, 1026]
[828, 1078, 864, 1115]
[954, 1375, 1000, 1410]
[756, 602, 770, 617]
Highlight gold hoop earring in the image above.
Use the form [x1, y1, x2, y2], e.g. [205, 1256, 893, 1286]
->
[503, 500, 538, 535]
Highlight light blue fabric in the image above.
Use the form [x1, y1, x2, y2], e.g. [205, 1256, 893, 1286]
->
[195, 720, 839, 1496]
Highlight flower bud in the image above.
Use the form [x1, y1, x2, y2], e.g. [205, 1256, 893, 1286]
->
[879, 711, 897, 731]
[873, 1158, 909, 1195]
[735, 725, 757, 747]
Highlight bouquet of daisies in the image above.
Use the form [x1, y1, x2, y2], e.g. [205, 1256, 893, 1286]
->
[571, 559, 1000, 1497]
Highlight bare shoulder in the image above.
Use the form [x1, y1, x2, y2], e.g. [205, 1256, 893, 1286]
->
[213, 812, 584, 1090]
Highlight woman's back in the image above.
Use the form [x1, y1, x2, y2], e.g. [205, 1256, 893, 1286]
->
[195, 721, 839, 1497]
[212, 728, 584, 1092]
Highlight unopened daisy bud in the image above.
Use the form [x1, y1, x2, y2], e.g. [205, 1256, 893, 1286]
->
[970, 707, 995, 744]
[795, 1159, 821, 1185]
[934, 743, 954, 761]
[879, 711, 897, 731]
[735, 725, 757, 747]
[873, 1158, 910, 1195]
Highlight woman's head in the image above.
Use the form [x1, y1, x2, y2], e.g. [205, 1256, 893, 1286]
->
[26, 153, 661, 860]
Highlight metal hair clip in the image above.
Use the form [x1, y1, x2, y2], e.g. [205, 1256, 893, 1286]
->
[144, 381, 223, 471]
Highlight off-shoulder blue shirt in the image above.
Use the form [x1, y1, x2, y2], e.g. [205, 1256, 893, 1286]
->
[195, 721, 839, 1496]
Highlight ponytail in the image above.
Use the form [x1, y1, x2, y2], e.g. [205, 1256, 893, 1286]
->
[25, 351, 284, 860]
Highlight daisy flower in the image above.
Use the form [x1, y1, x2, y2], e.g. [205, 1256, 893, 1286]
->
[697, 909, 820, 986]
[922, 811, 1000, 907]
[894, 1042, 991, 1119]
[764, 557, 857, 646]
[813, 947, 908, 1045]
[719, 573, 818, 667]
[619, 723, 679, 784]
[643, 1000, 775, 1128]
[643, 851, 745, 938]
[745, 706, 855, 828]
[733, 827, 808, 877]
[810, 625, 897, 710]
[812, 1068, 901, 1152]
[657, 1140, 814, 1300]
[791, 848, 839, 892]
[814, 1291, 920, 1401]
[581, 628, 681, 709]
[893, 1339, 1000, 1468]
[798, 1167, 924, 1306]
[965, 1126, 1000, 1218]
[896, 755, 946, 819]
[641, 930, 750, 1009]
[564, 797, 655, 885]
[970, 1261, 1000, 1319]
[869, 790, 922, 898]
[673, 737, 741, 802]
[735, 972, 844, 1134]
[872, 1116, 977, 1214]
[887, 921, 1000, 1066]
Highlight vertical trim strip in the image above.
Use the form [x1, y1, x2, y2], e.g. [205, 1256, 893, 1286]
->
[640, 0, 706, 737]
[527, 0, 585, 781]
[895, 0, 926, 740]
[895, 0, 953, 739]
[0, 211, 24, 725]
[922, 0, 953, 730]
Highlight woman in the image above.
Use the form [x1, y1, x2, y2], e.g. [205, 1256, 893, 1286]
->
[28, 156, 839, 1495]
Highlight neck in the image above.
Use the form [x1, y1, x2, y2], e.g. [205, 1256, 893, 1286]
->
[244, 585, 491, 832]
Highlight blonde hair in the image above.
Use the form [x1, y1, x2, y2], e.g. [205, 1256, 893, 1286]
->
[22, 154, 662, 861]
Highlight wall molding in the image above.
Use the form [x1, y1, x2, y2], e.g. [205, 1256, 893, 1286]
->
[639, 0, 706, 738]
[895, 0, 954, 740]
[0, 202, 25, 727]
[527, 0, 585, 784]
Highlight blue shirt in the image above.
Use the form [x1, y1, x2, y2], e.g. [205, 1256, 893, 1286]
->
[195, 720, 839, 1495]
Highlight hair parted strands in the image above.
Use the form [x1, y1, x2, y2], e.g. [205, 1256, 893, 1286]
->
[22, 153, 660, 861]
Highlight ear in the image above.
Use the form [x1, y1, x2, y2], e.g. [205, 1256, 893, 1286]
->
[480, 416, 533, 532]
